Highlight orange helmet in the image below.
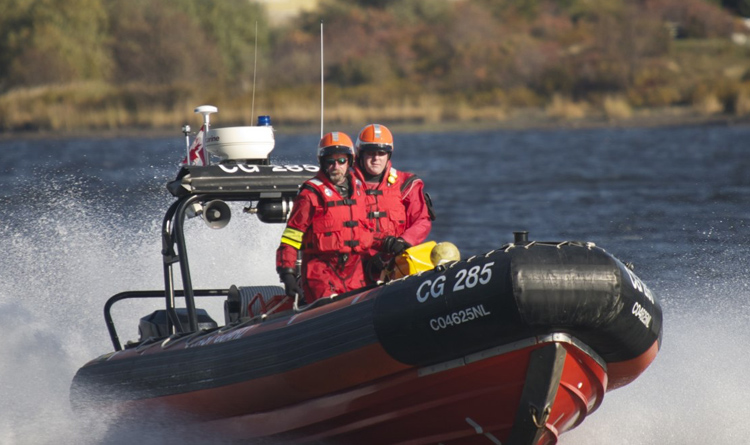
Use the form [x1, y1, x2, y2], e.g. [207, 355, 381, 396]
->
[355, 124, 394, 157]
[317, 131, 355, 165]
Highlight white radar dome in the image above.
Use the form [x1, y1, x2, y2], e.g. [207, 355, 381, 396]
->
[205, 126, 275, 161]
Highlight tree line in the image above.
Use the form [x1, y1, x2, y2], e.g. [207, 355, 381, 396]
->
[1, 0, 750, 131]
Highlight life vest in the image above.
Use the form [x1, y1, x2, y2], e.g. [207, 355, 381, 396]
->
[365, 166, 411, 237]
[302, 173, 373, 254]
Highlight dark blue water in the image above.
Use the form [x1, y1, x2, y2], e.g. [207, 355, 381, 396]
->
[2, 123, 749, 444]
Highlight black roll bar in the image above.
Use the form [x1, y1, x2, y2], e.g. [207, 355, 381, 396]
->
[161, 193, 221, 334]
[103, 288, 228, 351]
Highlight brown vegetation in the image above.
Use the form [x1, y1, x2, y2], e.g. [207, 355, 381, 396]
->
[1, 0, 750, 134]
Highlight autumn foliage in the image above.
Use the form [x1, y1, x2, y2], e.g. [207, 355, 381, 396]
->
[1, 0, 749, 131]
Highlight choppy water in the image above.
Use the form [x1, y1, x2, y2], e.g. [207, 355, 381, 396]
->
[2, 122, 750, 444]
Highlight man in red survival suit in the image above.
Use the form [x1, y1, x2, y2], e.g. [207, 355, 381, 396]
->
[276, 132, 374, 303]
[353, 124, 433, 283]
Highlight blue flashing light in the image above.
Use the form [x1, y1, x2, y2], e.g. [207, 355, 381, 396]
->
[258, 115, 272, 126]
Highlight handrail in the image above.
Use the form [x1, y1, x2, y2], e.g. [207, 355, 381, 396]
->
[104, 288, 228, 352]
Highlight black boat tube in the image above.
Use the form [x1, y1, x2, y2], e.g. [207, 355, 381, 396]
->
[372, 241, 662, 368]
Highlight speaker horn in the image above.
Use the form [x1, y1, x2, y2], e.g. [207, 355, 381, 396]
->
[202, 200, 231, 229]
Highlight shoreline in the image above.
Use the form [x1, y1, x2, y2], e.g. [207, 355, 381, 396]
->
[1, 109, 748, 141]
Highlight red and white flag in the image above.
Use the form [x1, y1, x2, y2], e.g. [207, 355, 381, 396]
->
[181, 125, 207, 166]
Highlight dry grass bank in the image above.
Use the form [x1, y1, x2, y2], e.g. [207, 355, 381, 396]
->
[1, 81, 750, 137]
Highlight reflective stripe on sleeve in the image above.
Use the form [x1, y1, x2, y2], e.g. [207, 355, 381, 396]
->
[280, 227, 304, 250]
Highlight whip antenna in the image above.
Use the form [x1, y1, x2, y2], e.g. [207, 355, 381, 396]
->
[320, 20, 324, 138]
[251, 21, 258, 124]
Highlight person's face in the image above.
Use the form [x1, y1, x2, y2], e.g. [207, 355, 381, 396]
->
[361, 150, 388, 176]
[322, 155, 349, 185]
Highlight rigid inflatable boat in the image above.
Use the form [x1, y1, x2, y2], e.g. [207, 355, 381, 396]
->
[71, 111, 662, 445]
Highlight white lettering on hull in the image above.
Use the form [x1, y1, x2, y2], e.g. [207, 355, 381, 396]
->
[632, 301, 652, 328]
[416, 262, 495, 303]
[429, 304, 492, 331]
[625, 267, 655, 304]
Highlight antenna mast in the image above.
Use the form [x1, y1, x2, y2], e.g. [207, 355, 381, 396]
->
[252, 21, 258, 125]
[320, 20, 324, 138]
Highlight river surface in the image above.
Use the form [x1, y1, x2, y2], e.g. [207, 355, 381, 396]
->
[1, 122, 749, 444]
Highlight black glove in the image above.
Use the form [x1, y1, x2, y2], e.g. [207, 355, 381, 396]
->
[280, 272, 302, 298]
[382, 236, 410, 255]
[366, 253, 389, 282]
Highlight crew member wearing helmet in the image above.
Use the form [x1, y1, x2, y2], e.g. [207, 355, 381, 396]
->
[276, 132, 374, 302]
[353, 124, 433, 283]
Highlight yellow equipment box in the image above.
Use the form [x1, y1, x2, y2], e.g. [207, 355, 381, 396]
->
[390, 241, 437, 280]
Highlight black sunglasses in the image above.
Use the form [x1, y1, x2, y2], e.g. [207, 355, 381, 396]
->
[323, 157, 348, 166]
[363, 150, 388, 157]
